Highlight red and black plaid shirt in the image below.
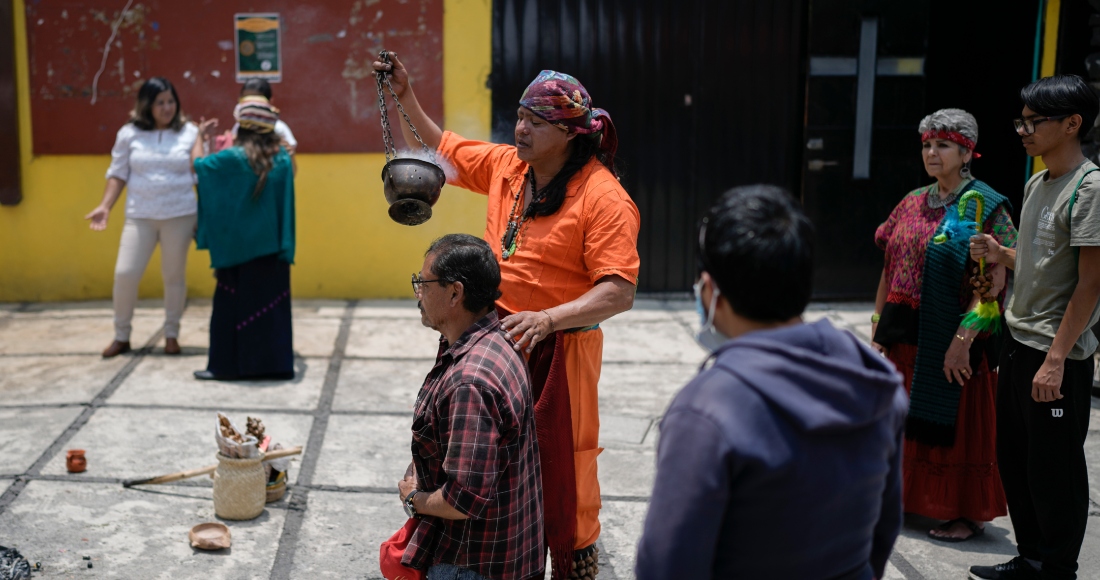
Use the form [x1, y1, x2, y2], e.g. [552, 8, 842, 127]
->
[403, 311, 545, 580]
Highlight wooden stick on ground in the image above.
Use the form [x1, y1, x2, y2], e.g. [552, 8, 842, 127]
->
[121, 446, 303, 488]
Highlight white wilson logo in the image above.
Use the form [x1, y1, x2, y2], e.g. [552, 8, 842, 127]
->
[1052, 409, 1064, 418]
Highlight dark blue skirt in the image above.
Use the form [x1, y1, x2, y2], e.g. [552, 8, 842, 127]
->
[207, 253, 294, 379]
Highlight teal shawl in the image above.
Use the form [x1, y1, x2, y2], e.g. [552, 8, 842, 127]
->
[195, 147, 295, 269]
[908, 179, 1008, 447]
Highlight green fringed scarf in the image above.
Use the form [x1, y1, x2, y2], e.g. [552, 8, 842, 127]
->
[907, 180, 1008, 447]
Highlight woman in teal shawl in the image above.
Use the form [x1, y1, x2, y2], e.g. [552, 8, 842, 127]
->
[190, 97, 296, 381]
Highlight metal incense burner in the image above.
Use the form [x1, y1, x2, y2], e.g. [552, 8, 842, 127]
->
[375, 51, 446, 226]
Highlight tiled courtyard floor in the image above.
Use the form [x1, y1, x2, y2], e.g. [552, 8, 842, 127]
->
[0, 299, 1098, 579]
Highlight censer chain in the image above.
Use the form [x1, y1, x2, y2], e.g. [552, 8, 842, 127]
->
[376, 50, 435, 163]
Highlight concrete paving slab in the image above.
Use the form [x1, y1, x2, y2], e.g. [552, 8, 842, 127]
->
[292, 318, 343, 358]
[332, 359, 431, 414]
[597, 362, 696, 419]
[828, 304, 877, 328]
[0, 407, 84, 475]
[881, 562, 906, 580]
[0, 479, 286, 579]
[600, 415, 652, 446]
[180, 299, 348, 320]
[598, 447, 655, 499]
[601, 320, 706, 365]
[0, 315, 162, 355]
[288, 490, 408, 579]
[110, 355, 326, 411]
[1088, 432, 1100, 510]
[0, 355, 128, 406]
[11, 299, 162, 318]
[173, 314, 213, 351]
[893, 515, 1018, 578]
[177, 316, 341, 357]
[37, 408, 313, 483]
[345, 317, 441, 360]
[667, 308, 698, 330]
[606, 300, 680, 323]
[599, 500, 648, 578]
[353, 300, 421, 319]
[311, 414, 411, 489]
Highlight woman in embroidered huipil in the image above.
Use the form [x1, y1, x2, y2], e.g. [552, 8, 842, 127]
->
[873, 109, 1017, 542]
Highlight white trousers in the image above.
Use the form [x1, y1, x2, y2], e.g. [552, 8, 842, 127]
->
[112, 214, 197, 341]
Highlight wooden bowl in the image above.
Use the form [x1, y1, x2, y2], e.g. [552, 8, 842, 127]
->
[189, 522, 231, 550]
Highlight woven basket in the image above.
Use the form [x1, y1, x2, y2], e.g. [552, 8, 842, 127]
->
[212, 453, 266, 520]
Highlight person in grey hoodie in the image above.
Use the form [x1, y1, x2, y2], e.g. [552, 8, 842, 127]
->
[635, 185, 908, 580]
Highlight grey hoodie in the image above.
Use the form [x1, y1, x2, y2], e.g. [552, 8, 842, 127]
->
[635, 319, 907, 580]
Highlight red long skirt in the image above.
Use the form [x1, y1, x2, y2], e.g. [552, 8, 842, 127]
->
[889, 343, 1008, 522]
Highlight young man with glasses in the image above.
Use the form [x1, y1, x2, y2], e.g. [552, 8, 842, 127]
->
[399, 234, 544, 580]
[968, 75, 1100, 580]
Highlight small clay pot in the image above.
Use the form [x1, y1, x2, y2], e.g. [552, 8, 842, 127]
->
[66, 449, 86, 473]
[189, 522, 231, 550]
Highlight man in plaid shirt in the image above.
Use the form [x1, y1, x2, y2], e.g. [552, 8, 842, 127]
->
[399, 234, 545, 580]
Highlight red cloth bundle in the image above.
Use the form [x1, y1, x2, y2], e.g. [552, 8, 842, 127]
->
[379, 519, 425, 580]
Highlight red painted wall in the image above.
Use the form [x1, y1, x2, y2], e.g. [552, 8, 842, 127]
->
[25, 0, 443, 154]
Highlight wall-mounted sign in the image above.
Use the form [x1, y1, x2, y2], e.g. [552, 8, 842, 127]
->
[235, 13, 281, 83]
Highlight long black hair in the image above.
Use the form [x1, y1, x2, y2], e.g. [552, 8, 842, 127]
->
[524, 133, 620, 218]
[129, 77, 185, 131]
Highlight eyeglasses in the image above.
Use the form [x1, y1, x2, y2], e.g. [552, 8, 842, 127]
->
[1013, 114, 1071, 135]
[411, 273, 442, 294]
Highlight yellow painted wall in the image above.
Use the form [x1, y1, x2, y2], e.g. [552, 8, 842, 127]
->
[1032, 0, 1061, 175]
[0, 0, 491, 302]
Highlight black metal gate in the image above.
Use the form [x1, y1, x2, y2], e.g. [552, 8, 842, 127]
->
[490, 0, 807, 293]
[491, 0, 1037, 298]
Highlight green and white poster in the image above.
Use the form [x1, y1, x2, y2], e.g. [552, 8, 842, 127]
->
[235, 13, 281, 82]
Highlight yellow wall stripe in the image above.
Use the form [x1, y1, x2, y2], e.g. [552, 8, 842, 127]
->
[1033, 0, 1062, 175]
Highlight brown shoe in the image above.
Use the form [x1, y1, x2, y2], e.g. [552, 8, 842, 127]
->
[164, 338, 181, 355]
[102, 340, 131, 358]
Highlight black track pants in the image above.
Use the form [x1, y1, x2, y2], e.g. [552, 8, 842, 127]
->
[996, 338, 1094, 579]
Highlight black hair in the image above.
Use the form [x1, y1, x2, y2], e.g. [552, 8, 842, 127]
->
[525, 132, 619, 218]
[241, 78, 273, 100]
[130, 77, 184, 131]
[1020, 75, 1100, 142]
[426, 234, 503, 313]
[698, 185, 815, 322]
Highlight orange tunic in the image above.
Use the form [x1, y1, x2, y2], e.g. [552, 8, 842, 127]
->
[437, 131, 641, 547]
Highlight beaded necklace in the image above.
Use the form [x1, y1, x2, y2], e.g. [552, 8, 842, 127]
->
[501, 168, 545, 260]
[926, 178, 972, 210]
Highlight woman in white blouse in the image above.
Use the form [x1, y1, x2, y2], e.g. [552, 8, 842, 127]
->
[84, 77, 199, 357]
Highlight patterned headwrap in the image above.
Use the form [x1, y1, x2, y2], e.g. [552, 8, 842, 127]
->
[518, 70, 618, 171]
[234, 95, 279, 134]
[921, 130, 980, 157]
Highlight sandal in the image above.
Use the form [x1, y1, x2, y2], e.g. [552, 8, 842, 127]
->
[927, 518, 984, 543]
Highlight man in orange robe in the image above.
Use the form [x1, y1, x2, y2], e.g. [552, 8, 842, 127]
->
[374, 56, 639, 577]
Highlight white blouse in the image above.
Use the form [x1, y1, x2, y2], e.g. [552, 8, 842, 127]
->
[105, 123, 199, 220]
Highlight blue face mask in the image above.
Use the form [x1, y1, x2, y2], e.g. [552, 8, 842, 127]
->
[693, 278, 729, 352]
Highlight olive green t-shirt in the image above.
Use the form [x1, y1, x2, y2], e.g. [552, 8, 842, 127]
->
[1006, 159, 1100, 360]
